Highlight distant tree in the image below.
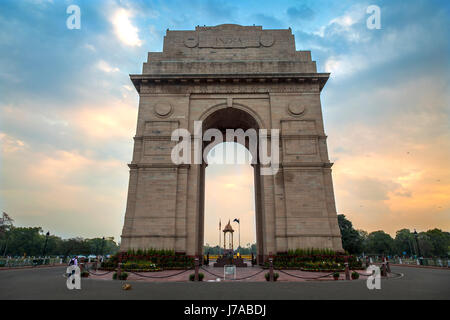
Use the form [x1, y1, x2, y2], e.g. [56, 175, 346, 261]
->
[366, 231, 395, 255]
[58, 237, 89, 256]
[0, 212, 121, 257]
[203, 245, 221, 255]
[358, 229, 369, 253]
[394, 229, 415, 256]
[0, 212, 14, 234]
[425, 229, 450, 257]
[337, 214, 364, 254]
[0, 212, 14, 256]
[4, 227, 45, 256]
[417, 233, 434, 257]
[203, 243, 256, 255]
[85, 237, 119, 255]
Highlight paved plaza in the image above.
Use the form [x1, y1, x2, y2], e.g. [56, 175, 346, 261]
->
[85, 262, 375, 282]
[0, 265, 448, 300]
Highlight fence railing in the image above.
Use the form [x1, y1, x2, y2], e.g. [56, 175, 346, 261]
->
[0, 257, 66, 268]
[361, 256, 450, 268]
[207, 255, 252, 260]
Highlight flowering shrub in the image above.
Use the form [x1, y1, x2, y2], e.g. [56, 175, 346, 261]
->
[102, 249, 195, 271]
[265, 249, 362, 272]
[122, 261, 161, 272]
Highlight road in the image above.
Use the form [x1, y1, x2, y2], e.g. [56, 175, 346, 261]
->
[0, 265, 449, 300]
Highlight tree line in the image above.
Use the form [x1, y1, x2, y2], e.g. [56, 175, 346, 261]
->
[338, 214, 450, 257]
[1, 213, 448, 258]
[204, 243, 257, 255]
[0, 213, 119, 257]
[205, 215, 450, 258]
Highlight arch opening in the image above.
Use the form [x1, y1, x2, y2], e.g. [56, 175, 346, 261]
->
[198, 107, 264, 264]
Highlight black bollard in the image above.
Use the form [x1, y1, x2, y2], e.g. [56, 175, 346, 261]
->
[194, 256, 199, 281]
[344, 256, 350, 280]
[269, 253, 274, 282]
[117, 252, 123, 279]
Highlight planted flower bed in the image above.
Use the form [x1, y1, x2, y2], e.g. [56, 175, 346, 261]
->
[264, 248, 362, 272]
[100, 249, 195, 271]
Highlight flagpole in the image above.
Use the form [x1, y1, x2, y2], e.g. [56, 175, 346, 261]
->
[239, 221, 240, 256]
[219, 219, 221, 256]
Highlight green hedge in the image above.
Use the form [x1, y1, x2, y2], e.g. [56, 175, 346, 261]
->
[102, 249, 195, 271]
[266, 249, 362, 271]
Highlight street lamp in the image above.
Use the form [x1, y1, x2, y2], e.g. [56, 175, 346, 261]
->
[100, 237, 105, 257]
[413, 229, 422, 265]
[233, 219, 240, 257]
[42, 231, 50, 257]
[407, 238, 414, 256]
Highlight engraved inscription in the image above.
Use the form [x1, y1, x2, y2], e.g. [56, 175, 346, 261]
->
[199, 34, 260, 48]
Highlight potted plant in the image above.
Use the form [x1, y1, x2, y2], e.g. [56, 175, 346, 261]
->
[81, 271, 89, 278]
[113, 272, 129, 280]
[333, 272, 340, 280]
[189, 273, 204, 281]
[264, 272, 279, 281]
[351, 271, 359, 280]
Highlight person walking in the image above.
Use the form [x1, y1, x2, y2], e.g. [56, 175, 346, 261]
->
[64, 256, 78, 279]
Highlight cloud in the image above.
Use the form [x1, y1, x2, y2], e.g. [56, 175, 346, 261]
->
[0, 146, 127, 239]
[250, 13, 284, 28]
[110, 8, 142, 47]
[96, 60, 120, 73]
[287, 5, 315, 21]
[66, 101, 137, 140]
[0, 132, 26, 154]
[328, 74, 450, 235]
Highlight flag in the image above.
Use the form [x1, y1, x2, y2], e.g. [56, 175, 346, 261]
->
[219, 219, 221, 230]
[233, 218, 240, 224]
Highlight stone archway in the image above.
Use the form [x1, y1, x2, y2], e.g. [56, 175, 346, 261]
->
[198, 106, 265, 263]
[120, 24, 343, 261]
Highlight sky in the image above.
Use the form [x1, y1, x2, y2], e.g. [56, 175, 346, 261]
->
[0, 0, 449, 247]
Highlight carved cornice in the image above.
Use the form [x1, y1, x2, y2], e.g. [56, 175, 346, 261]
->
[281, 134, 327, 139]
[128, 163, 191, 169]
[121, 234, 187, 239]
[283, 234, 342, 238]
[130, 73, 329, 93]
[281, 162, 334, 169]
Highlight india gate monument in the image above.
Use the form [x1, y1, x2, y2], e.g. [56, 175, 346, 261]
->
[120, 24, 343, 262]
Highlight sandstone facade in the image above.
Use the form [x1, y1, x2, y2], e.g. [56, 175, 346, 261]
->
[120, 24, 343, 261]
